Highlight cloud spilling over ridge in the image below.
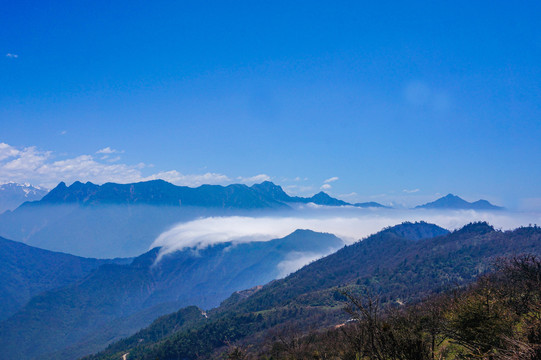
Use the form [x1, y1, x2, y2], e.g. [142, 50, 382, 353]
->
[0, 142, 269, 189]
[151, 209, 541, 261]
[277, 251, 327, 277]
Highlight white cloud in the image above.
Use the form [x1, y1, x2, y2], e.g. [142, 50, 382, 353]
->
[152, 215, 352, 272]
[0, 142, 268, 189]
[6, 53, 18, 58]
[96, 147, 123, 154]
[151, 209, 541, 262]
[283, 184, 315, 196]
[0, 143, 20, 161]
[324, 176, 339, 183]
[106, 156, 122, 163]
[60, 130, 67, 135]
[237, 174, 271, 184]
[403, 189, 420, 193]
[338, 192, 358, 199]
[320, 183, 332, 190]
[277, 251, 325, 277]
[142, 170, 231, 187]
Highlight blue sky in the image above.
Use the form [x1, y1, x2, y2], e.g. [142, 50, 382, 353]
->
[1, 1, 540, 209]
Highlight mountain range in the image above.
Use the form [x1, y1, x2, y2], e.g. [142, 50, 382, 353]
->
[0, 230, 343, 360]
[0, 181, 506, 259]
[1, 216, 538, 360]
[0, 180, 384, 258]
[36, 180, 502, 210]
[37, 179, 386, 209]
[0, 236, 129, 322]
[86, 222, 541, 360]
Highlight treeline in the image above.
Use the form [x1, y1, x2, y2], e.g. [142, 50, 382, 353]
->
[85, 223, 541, 360]
[254, 255, 541, 360]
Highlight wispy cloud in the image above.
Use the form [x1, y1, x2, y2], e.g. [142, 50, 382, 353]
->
[283, 184, 315, 196]
[324, 176, 339, 183]
[0, 143, 21, 161]
[338, 192, 358, 199]
[105, 156, 122, 163]
[237, 174, 271, 184]
[142, 170, 231, 187]
[320, 177, 339, 191]
[96, 147, 123, 154]
[277, 251, 326, 277]
[403, 188, 420, 193]
[151, 210, 541, 261]
[6, 53, 18, 59]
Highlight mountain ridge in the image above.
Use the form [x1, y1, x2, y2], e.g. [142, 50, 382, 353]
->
[0, 236, 129, 321]
[0, 230, 343, 360]
[415, 193, 503, 210]
[85, 222, 541, 360]
[31, 179, 388, 209]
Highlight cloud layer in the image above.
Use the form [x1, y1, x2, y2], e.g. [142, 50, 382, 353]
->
[0, 142, 269, 189]
[149, 208, 541, 273]
[151, 208, 541, 256]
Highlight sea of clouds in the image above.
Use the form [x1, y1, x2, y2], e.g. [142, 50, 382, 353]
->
[151, 207, 541, 268]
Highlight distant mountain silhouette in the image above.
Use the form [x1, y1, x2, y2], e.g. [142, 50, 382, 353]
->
[29, 180, 387, 209]
[251, 181, 387, 208]
[0, 180, 386, 258]
[0, 236, 128, 321]
[0, 182, 47, 213]
[353, 201, 389, 208]
[39, 180, 288, 209]
[415, 193, 503, 210]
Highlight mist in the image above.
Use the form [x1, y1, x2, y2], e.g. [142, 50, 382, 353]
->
[151, 207, 541, 260]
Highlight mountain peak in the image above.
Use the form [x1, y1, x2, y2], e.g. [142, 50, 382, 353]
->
[308, 192, 349, 206]
[251, 181, 290, 202]
[313, 191, 330, 198]
[454, 221, 495, 235]
[381, 221, 449, 241]
[19, 179, 387, 210]
[416, 194, 502, 210]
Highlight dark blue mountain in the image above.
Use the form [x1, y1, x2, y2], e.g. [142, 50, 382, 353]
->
[0, 236, 128, 321]
[0, 180, 385, 257]
[89, 223, 541, 360]
[38, 180, 288, 209]
[415, 193, 503, 210]
[380, 221, 450, 240]
[0, 230, 343, 360]
[37, 180, 386, 209]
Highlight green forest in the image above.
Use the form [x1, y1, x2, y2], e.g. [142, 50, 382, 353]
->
[86, 223, 541, 360]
